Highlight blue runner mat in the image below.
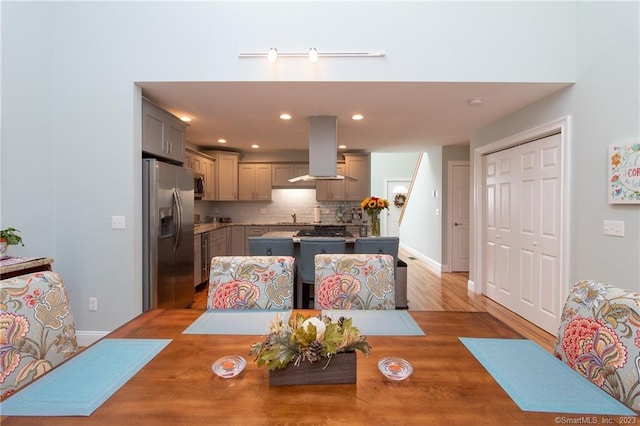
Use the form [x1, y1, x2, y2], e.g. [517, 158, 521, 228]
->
[322, 310, 425, 336]
[1, 338, 171, 416]
[183, 309, 291, 335]
[459, 337, 636, 415]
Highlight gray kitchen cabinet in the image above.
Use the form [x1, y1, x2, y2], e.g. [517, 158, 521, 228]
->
[209, 228, 228, 257]
[244, 226, 269, 254]
[142, 98, 186, 164]
[194, 233, 202, 287]
[185, 148, 205, 174]
[315, 154, 370, 201]
[271, 163, 314, 188]
[230, 226, 246, 255]
[344, 153, 370, 201]
[204, 151, 239, 200]
[238, 163, 272, 200]
[315, 163, 347, 201]
[202, 156, 216, 200]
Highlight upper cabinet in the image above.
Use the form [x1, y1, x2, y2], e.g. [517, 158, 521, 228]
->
[202, 156, 216, 200]
[271, 163, 314, 188]
[238, 163, 272, 200]
[344, 153, 371, 201]
[205, 151, 239, 201]
[316, 163, 347, 201]
[185, 149, 216, 200]
[316, 154, 370, 201]
[142, 99, 186, 164]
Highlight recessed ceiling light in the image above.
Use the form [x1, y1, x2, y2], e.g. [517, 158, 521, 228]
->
[280, 113, 292, 120]
[352, 114, 364, 121]
[251, 144, 260, 149]
[468, 98, 483, 107]
[338, 145, 347, 149]
[217, 139, 227, 144]
[180, 116, 192, 122]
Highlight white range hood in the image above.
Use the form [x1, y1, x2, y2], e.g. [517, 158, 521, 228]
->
[288, 116, 357, 182]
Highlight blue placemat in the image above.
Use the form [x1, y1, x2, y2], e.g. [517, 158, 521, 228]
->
[0, 338, 171, 416]
[459, 337, 636, 415]
[321, 310, 425, 336]
[183, 309, 291, 335]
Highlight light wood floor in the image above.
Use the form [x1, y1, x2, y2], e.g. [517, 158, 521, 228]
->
[193, 248, 556, 352]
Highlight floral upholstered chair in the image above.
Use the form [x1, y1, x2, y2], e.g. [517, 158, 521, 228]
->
[207, 256, 295, 310]
[0, 271, 78, 400]
[314, 254, 395, 310]
[554, 280, 640, 411]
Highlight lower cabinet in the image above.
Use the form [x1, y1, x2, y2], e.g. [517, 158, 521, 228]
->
[209, 228, 228, 257]
[230, 226, 246, 255]
[194, 233, 202, 287]
[244, 226, 269, 254]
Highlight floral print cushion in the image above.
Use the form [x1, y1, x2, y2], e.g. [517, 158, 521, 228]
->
[208, 256, 294, 310]
[554, 280, 640, 411]
[0, 271, 78, 400]
[314, 254, 395, 310]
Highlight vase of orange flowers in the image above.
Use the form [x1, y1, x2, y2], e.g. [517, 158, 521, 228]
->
[360, 196, 389, 236]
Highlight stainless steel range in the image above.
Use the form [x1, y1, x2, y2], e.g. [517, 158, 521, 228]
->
[295, 225, 353, 237]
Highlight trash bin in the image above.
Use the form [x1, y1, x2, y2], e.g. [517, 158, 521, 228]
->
[395, 259, 408, 309]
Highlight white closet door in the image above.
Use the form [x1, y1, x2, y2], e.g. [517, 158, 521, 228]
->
[483, 133, 562, 333]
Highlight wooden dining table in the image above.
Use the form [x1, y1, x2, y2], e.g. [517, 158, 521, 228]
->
[1, 309, 600, 425]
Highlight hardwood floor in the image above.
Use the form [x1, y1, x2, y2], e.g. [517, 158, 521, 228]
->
[193, 248, 557, 352]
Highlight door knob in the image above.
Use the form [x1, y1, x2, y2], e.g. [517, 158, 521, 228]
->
[454, 222, 462, 226]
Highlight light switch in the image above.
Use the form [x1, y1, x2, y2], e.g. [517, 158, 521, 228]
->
[112, 216, 125, 230]
[603, 220, 624, 237]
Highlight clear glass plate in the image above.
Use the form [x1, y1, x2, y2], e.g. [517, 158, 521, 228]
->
[212, 355, 246, 379]
[378, 357, 413, 381]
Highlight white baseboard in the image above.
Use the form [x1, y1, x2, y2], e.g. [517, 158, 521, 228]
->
[467, 279, 480, 294]
[76, 331, 109, 347]
[399, 243, 441, 273]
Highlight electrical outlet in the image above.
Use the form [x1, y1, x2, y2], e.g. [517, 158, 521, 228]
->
[603, 220, 624, 237]
[89, 297, 98, 311]
[111, 216, 125, 230]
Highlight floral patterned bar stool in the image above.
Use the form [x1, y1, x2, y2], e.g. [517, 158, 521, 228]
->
[207, 256, 295, 310]
[0, 271, 78, 400]
[313, 253, 395, 310]
[554, 280, 640, 411]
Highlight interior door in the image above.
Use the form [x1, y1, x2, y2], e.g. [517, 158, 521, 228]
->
[483, 133, 562, 333]
[450, 162, 470, 271]
[385, 179, 410, 237]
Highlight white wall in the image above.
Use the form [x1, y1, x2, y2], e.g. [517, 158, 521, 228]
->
[397, 148, 443, 267]
[2, 1, 578, 335]
[471, 2, 640, 291]
[371, 152, 420, 238]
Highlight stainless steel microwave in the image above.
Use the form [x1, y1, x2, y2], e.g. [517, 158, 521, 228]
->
[194, 173, 204, 198]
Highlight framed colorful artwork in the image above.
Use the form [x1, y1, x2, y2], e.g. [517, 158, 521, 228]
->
[609, 141, 640, 203]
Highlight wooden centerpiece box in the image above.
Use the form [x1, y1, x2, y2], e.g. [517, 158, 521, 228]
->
[268, 351, 356, 386]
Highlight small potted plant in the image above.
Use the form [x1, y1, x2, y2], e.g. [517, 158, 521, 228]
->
[0, 227, 24, 254]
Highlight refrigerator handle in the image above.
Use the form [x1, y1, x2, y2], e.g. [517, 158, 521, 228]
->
[172, 188, 183, 253]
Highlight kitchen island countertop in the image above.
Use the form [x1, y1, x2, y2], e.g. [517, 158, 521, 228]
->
[194, 222, 366, 235]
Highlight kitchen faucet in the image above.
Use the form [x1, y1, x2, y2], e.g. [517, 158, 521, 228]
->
[291, 213, 297, 224]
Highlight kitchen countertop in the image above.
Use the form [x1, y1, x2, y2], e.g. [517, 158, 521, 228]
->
[194, 222, 366, 235]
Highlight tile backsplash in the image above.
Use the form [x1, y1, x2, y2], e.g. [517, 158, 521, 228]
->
[195, 189, 365, 224]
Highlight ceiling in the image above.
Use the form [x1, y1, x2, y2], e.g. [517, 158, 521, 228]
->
[138, 81, 571, 154]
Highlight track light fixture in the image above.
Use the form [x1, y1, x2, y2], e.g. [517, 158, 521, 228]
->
[239, 49, 385, 62]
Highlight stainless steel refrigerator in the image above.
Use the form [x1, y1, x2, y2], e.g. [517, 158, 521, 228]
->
[143, 159, 194, 311]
